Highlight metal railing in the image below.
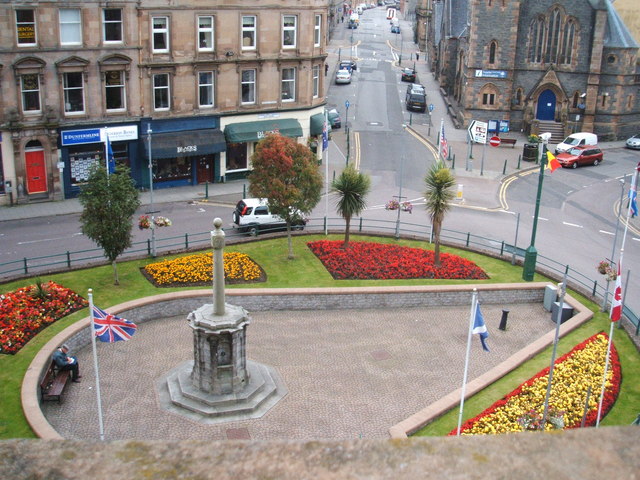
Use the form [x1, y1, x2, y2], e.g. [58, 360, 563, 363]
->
[1, 216, 638, 335]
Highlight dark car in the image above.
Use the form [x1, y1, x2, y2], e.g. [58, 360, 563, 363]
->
[406, 92, 426, 112]
[347, 19, 358, 29]
[391, 25, 400, 34]
[401, 68, 416, 82]
[556, 146, 603, 168]
[328, 108, 341, 129]
[339, 60, 357, 72]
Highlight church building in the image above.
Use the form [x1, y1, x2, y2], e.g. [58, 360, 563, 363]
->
[430, 0, 639, 140]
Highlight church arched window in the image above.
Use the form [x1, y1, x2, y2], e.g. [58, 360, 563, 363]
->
[545, 8, 562, 63]
[489, 41, 497, 64]
[529, 16, 545, 63]
[561, 19, 576, 64]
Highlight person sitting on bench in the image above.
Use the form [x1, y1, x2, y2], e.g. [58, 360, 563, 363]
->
[52, 344, 81, 383]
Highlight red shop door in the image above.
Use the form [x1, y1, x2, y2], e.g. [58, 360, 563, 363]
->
[25, 149, 47, 194]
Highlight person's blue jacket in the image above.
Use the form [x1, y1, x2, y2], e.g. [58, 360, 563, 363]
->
[52, 349, 69, 368]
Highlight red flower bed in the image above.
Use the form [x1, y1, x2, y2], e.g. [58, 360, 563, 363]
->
[0, 281, 88, 355]
[307, 240, 489, 280]
[450, 332, 621, 435]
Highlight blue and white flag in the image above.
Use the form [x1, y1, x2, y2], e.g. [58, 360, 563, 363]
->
[629, 189, 638, 218]
[472, 303, 490, 352]
[104, 129, 116, 174]
[322, 119, 329, 151]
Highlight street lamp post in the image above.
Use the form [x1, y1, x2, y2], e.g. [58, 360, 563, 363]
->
[522, 134, 550, 281]
[146, 126, 157, 258]
[345, 99, 350, 166]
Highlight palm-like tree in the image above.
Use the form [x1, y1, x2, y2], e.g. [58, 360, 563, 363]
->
[332, 166, 371, 249]
[425, 161, 455, 267]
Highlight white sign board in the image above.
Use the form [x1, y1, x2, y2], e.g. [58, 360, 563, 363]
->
[468, 120, 488, 144]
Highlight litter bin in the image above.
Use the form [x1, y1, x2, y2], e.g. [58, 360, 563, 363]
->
[523, 143, 539, 162]
[551, 301, 573, 324]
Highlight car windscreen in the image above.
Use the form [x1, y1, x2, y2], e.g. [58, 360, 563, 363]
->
[409, 94, 425, 102]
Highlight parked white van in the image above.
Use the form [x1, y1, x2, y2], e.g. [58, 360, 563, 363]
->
[555, 132, 598, 154]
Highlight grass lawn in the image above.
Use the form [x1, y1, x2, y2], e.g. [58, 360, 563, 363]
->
[1, 234, 638, 439]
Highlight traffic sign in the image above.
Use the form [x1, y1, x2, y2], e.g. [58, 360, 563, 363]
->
[345, 100, 350, 109]
[489, 136, 501, 147]
[468, 120, 488, 144]
[428, 104, 434, 112]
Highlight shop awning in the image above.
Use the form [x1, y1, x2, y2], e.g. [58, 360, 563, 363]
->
[309, 113, 325, 136]
[144, 129, 226, 159]
[224, 119, 303, 143]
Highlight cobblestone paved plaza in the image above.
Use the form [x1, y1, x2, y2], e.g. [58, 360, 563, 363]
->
[43, 302, 553, 441]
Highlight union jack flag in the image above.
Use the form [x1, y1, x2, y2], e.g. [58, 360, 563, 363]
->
[92, 306, 137, 342]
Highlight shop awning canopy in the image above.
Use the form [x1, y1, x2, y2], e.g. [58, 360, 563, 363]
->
[224, 118, 303, 144]
[309, 113, 325, 136]
[144, 129, 226, 159]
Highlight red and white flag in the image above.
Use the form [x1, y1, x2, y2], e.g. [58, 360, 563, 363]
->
[610, 262, 622, 322]
[439, 120, 449, 161]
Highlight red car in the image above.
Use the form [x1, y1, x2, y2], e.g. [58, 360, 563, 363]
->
[556, 146, 603, 168]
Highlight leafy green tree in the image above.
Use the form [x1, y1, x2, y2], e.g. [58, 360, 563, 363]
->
[79, 165, 140, 285]
[424, 161, 455, 267]
[249, 134, 323, 259]
[332, 165, 371, 249]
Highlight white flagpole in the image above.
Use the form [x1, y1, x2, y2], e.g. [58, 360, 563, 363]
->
[325, 109, 330, 235]
[596, 164, 637, 426]
[88, 289, 106, 441]
[457, 288, 478, 436]
[103, 127, 109, 174]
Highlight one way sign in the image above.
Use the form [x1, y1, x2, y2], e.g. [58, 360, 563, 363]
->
[468, 120, 488, 144]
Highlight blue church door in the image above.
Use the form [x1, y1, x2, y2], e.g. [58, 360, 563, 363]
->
[536, 89, 556, 121]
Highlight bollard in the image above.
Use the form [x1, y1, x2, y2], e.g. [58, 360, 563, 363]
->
[243, 183, 246, 198]
[517, 154, 522, 170]
[205, 181, 209, 199]
[452, 154, 456, 169]
[499, 309, 510, 331]
[409, 113, 413, 125]
[502, 159, 507, 175]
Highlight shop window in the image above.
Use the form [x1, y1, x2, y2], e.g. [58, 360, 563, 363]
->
[198, 71, 214, 108]
[60, 9, 82, 45]
[198, 16, 214, 51]
[103, 9, 123, 43]
[241, 16, 256, 50]
[153, 73, 170, 111]
[152, 16, 169, 53]
[312, 65, 320, 98]
[69, 146, 101, 186]
[155, 157, 191, 182]
[16, 10, 37, 46]
[314, 15, 321, 47]
[281, 67, 296, 102]
[105, 71, 126, 111]
[226, 142, 248, 171]
[241, 69, 256, 104]
[63, 72, 84, 114]
[282, 15, 296, 48]
[21, 74, 41, 112]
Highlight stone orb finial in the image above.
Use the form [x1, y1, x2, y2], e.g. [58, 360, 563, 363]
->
[213, 217, 223, 229]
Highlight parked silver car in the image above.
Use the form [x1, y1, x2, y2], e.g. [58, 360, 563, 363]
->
[626, 134, 640, 150]
[335, 69, 352, 84]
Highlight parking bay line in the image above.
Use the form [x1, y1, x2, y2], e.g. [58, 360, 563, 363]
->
[563, 221, 583, 228]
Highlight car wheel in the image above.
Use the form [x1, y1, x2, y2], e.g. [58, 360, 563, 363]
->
[593, 159, 599, 166]
[293, 223, 305, 231]
[248, 226, 259, 236]
[572, 162, 578, 169]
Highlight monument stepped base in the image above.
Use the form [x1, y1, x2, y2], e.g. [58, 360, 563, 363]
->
[157, 360, 287, 425]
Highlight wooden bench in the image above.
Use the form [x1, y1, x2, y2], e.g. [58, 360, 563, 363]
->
[499, 138, 517, 148]
[40, 360, 71, 403]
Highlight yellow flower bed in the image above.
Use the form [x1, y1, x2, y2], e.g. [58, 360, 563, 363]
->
[457, 333, 620, 435]
[143, 252, 263, 285]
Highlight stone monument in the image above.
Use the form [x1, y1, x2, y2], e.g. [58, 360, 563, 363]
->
[157, 218, 286, 424]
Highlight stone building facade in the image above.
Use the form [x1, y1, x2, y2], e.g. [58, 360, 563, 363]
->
[0, 0, 330, 205]
[430, 0, 639, 140]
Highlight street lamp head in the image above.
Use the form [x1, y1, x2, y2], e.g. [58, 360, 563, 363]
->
[539, 132, 552, 143]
